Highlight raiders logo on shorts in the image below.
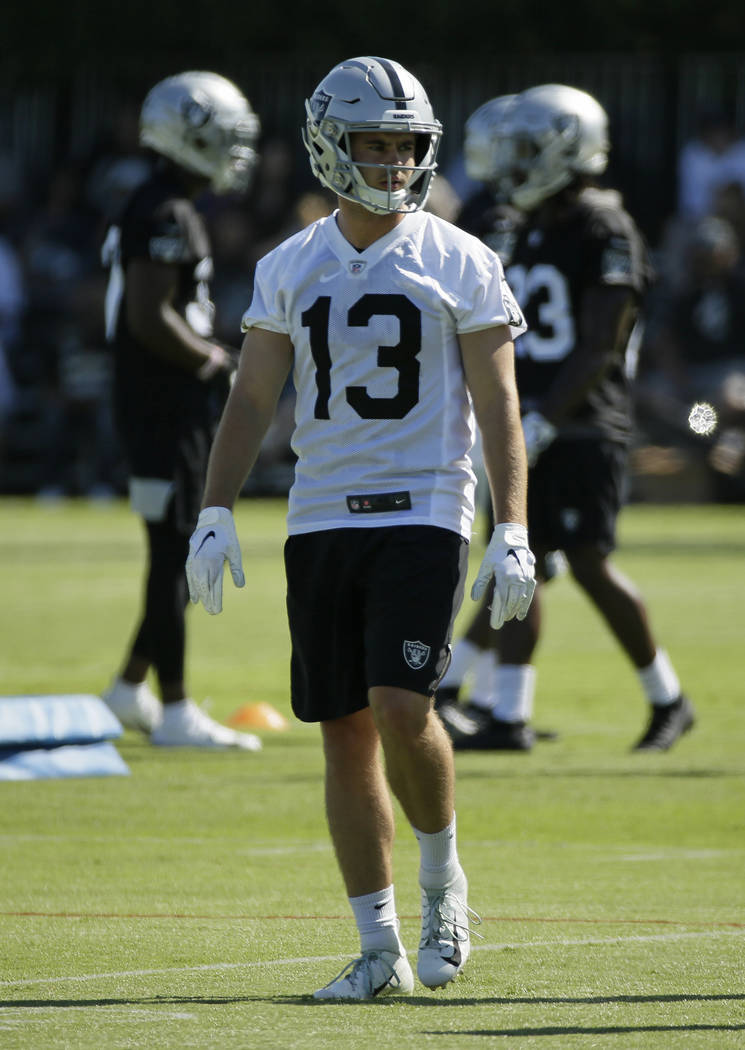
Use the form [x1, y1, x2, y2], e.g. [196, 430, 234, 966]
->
[403, 640, 430, 669]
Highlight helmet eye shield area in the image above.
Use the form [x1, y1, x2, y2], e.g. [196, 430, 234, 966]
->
[496, 114, 586, 210]
[305, 113, 441, 214]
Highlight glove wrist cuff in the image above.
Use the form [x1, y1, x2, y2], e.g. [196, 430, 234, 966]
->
[492, 522, 529, 547]
[197, 506, 234, 528]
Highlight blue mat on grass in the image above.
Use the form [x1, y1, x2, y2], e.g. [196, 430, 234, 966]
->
[0, 741, 130, 780]
[0, 695, 129, 780]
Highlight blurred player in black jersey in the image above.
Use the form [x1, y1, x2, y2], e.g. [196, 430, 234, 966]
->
[100, 71, 263, 749]
[448, 84, 695, 753]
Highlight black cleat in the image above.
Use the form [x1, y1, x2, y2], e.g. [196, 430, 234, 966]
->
[632, 694, 695, 752]
[452, 718, 535, 752]
[436, 700, 492, 743]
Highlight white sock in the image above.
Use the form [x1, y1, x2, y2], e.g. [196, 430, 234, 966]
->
[414, 815, 461, 890]
[470, 650, 498, 710]
[350, 885, 404, 955]
[491, 664, 536, 723]
[439, 639, 480, 689]
[638, 649, 681, 706]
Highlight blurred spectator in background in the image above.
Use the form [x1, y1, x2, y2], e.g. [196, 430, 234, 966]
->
[656, 109, 745, 295]
[0, 158, 25, 460]
[0, 157, 30, 490]
[710, 179, 745, 252]
[678, 108, 745, 222]
[20, 162, 120, 498]
[638, 215, 745, 501]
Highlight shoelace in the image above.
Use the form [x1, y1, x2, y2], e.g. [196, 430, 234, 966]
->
[319, 951, 402, 995]
[420, 890, 483, 948]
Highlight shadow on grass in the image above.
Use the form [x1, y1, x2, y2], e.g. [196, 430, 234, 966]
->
[423, 1023, 745, 1036]
[456, 768, 741, 781]
[6, 991, 745, 1010]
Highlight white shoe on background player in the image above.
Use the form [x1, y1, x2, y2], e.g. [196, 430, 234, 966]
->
[150, 698, 261, 750]
[102, 677, 162, 733]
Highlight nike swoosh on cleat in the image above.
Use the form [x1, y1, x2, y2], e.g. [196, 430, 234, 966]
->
[196, 530, 216, 554]
[442, 942, 461, 968]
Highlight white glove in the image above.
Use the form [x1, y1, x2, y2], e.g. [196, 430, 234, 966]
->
[471, 523, 537, 630]
[186, 506, 245, 615]
[522, 411, 557, 467]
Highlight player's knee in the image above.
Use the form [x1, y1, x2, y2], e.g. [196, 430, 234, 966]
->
[369, 687, 431, 743]
[566, 548, 607, 591]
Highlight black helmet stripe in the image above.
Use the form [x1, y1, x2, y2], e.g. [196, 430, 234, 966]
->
[376, 57, 409, 109]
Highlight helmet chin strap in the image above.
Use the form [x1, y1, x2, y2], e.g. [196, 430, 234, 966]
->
[353, 184, 410, 215]
[346, 160, 428, 215]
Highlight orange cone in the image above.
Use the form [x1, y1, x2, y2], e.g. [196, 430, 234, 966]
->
[226, 702, 289, 731]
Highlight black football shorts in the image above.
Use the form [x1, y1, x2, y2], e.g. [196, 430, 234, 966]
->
[284, 525, 469, 722]
[528, 438, 627, 556]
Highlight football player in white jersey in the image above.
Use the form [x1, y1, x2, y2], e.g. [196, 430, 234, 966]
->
[186, 56, 536, 999]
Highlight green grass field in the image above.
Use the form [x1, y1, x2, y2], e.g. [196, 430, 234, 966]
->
[1, 498, 744, 1049]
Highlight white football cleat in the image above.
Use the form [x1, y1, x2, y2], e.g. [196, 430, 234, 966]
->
[417, 869, 480, 988]
[102, 677, 163, 733]
[150, 698, 261, 750]
[313, 949, 414, 1000]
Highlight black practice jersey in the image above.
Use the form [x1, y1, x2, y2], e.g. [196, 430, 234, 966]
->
[456, 187, 524, 266]
[103, 166, 227, 472]
[506, 187, 652, 444]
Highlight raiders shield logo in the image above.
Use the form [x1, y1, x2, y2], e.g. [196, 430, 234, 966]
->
[403, 640, 430, 670]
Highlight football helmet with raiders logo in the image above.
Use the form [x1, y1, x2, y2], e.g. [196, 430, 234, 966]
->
[463, 94, 518, 187]
[139, 71, 260, 194]
[496, 84, 609, 211]
[302, 56, 442, 214]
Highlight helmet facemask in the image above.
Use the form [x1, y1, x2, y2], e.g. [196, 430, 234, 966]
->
[496, 85, 609, 211]
[302, 57, 442, 215]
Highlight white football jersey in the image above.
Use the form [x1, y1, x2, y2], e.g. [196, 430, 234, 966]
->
[242, 209, 525, 539]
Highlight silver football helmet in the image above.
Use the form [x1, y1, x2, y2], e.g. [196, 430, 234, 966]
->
[139, 71, 260, 194]
[463, 94, 518, 186]
[302, 56, 442, 214]
[496, 84, 609, 211]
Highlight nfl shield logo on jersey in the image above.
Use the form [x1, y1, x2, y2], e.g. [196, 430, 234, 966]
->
[403, 640, 430, 670]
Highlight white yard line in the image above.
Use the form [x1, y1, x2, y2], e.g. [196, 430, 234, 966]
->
[2, 928, 743, 989]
